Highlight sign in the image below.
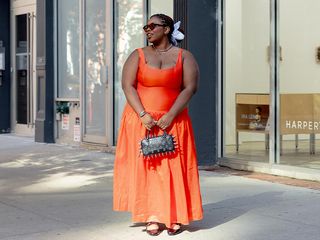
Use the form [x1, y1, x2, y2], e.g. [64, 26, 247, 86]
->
[74, 117, 81, 142]
[285, 120, 320, 131]
[61, 114, 70, 130]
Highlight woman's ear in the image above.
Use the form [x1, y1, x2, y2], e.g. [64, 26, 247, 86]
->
[164, 26, 171, 35]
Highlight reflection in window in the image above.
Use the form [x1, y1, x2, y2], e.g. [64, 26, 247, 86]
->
[224, 0, 270, 162]
[57, 0, 80, 98]
[279, 0, 320, 169]
[84, 0, 107, 136]
[66, 31, 74, 76]
[114, 0, 144, 140]
[150, 0, 173, 17]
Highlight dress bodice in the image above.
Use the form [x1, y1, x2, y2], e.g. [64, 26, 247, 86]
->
[136, 48, 183, 112]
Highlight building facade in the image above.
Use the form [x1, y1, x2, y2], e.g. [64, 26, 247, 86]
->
[2, 0, 320, 181]
[0, 0, 217, 166]
[220, 0, 320, 181]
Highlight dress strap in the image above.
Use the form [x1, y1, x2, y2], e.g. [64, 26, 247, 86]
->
[137, 48, 146, 66]
[176, 49, 183, 67]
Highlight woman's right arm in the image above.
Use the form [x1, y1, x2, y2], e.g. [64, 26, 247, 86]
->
[121, 49, 156, 130]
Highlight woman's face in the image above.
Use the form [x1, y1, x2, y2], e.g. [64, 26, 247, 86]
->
[143, 17, 169, 43]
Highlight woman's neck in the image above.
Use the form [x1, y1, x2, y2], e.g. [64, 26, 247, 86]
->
[152, 40, 172, 51]
[152, 44, 173, 54]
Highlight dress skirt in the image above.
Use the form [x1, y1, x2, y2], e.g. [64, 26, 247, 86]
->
[113, 104, 203, 227]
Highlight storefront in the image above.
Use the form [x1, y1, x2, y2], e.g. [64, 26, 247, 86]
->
[54, 0, 174, 146]
[3, 0, 38, 137]
[0, 0, 217, 166]
[219, 0, 320, 181]
[9, 0, 320, 181]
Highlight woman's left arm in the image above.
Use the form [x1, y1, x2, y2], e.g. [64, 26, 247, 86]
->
[157, 50, 199, 129]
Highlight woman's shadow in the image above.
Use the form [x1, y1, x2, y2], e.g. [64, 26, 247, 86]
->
[187, 191, 284, 232]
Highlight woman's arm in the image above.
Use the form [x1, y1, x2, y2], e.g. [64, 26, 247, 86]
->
[121, 49, 156, 130]
[157, 50, 199, 130]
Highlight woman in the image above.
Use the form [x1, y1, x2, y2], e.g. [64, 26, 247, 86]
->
[113, 13, 203, 236]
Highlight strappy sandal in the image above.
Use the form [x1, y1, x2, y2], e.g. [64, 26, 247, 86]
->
[145, 222, 161, 236]
[167, 223, 182, 236]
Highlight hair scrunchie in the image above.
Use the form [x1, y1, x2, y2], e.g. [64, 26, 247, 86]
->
[171, 21, 184, 46]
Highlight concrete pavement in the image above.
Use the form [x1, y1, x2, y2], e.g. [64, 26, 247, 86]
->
[1, 134, 320, 240]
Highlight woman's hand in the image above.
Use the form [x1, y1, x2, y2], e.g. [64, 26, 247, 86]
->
[141, 113, 156, 130]
[156, 113, 175, 130]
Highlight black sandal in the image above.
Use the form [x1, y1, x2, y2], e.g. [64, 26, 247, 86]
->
[146, 222, 161, 236]
[167, 223, 182, 236]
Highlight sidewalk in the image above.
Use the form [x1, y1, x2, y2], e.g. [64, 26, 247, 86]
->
[1, 134, 320, 240]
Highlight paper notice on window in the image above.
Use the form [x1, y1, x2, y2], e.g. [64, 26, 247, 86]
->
[62, 114, 70, 130]
[74, 117, 81, 142]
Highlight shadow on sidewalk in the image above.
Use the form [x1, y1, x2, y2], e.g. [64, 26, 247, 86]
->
[0, 140, 114, 195]
[188, 191, 284, 232]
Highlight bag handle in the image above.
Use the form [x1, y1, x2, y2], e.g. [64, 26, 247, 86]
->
[146, 127, 168, 140]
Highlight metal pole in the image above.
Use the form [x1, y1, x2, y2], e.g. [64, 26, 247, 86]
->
[269, 0, 280, 164]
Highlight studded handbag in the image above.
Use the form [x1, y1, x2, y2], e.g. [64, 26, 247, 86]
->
[140, 129, 177, 158]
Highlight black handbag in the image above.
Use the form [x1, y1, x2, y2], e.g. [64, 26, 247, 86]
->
[140, 129, 177, 158]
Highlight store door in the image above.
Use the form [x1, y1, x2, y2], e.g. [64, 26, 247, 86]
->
[11, 5, 36, 136]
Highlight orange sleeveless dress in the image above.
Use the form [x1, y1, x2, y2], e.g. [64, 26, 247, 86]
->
[113, 48, 203, 227]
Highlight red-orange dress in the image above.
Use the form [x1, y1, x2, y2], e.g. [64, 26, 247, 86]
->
[113, 48, 203, 227]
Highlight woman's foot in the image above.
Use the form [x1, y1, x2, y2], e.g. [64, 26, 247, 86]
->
[167, 223, 182, 236]
[146, 222, 161, 236]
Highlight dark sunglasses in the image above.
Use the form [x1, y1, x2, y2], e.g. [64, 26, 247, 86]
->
[143, 23, 166, 32]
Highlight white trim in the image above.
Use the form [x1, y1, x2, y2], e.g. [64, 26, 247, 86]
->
[55, 98, 80, 102]
[11, 0, 36, 9]
[220, 158, 320, 182]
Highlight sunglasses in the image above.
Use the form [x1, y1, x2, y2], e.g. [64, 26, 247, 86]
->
[143, 23, 167, 32]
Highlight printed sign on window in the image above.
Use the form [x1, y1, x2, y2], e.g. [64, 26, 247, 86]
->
[74, 117, 81, 142]
[62, 114, 70, 130]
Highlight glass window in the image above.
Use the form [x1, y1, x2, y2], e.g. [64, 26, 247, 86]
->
[114, 0, 174, 141]
[57, 0, 80, 99]
[150, 0, 173, 16]
[224, 0, 270, 162]
[84, 0, 107, 137]
[279, 0, 320, 170]
[114, 0, 144, 140]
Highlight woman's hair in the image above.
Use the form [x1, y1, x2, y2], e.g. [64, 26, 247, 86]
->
[150, 13, 184, 45]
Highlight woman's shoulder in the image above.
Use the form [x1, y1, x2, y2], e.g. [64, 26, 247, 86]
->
[175, 48, 196, 63]
[126, 48, 141, 61]
[141, 46, 151, 50]
[178, 48, 193, 58]
[140, 46, 153, 53]
[123, 49, 141, 66]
